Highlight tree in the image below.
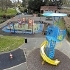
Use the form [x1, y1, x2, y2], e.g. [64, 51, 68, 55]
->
[28, 0, 45, 12]
[22, 0, 26, 7]
[46, 0, 63, 8]
[5, 0, 12, 12]
[22, 0, 29, 7]
[0, 0, 5, 11]
[53, 0, 63, 8]
[0, 0, 12, 12]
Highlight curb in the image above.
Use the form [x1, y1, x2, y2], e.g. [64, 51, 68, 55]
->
[66, 40, 70, 46]
[4, 62, 26, 70]
[0, 43, 24, 55]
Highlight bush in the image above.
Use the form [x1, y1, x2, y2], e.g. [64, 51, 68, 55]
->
[24, 9, 27, 13]
[2, 15, 6, 18]
[7, 15, 11, 19]
[0, 20, 5, 23]
[38, 13, 40, 17]
[68, 14, 70, 17]
[28, 9, 33, 14]
[1, 14, 15, 19]
[0, 17, 6, 24]
[66, 28, 70, 37]
[19, 7, 24, 13]
[21, 10, 24, 13]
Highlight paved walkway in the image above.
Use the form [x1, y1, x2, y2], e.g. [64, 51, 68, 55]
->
[56, 39, 70, 58]
[3, 37, 70, 70]
[19, 38, 70, 59]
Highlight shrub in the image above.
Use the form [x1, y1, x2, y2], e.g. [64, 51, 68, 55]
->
[1, 14, 15, 19]
[68, 14, 70, 17]
[66, 28, 70, 37]
[2, 15, 6, 18]
[38, 13, 40, 17]
[19, 7, 24, 13]
[28, 9, 34, 14]
[24, 9, 27, 13]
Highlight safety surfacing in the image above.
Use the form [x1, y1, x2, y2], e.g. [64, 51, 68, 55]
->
[27, 48, 70, 70]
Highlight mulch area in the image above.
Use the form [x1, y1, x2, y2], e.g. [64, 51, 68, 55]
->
[0, 48, 26, 70]
[27, 48, 70, 70]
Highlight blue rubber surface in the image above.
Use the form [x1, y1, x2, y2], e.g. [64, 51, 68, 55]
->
[2, 23, 44, 34]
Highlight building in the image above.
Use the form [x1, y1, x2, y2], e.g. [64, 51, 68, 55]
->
[40, 6, 58, 13]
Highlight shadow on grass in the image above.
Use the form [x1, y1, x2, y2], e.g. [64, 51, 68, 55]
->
[0, 48, 26, 70]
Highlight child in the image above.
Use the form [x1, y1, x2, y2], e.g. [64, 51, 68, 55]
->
[9, 53, 13, 59]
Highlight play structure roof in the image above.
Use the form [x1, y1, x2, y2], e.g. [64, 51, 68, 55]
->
[42, 12, 67, 17]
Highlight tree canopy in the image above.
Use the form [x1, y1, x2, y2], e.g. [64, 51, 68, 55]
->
[22, 0, 63, 13]
[0, 0, 12, 11]
[28, 0, 45, 12]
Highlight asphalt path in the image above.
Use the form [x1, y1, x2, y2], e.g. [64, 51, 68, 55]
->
[0, 49, 25, 70]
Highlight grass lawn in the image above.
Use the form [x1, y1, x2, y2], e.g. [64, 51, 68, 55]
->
[0, 8, 17, 16]
[54, 18, 70, 42]
[0, 8, 17, 24]
[54, 19, 66, 29]
[0, 36, 24, 52]
[54, 19, 65, 29]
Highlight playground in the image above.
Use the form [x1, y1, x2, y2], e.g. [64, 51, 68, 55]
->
[26, 12, 70, 70]
[2, 18, 44, 34]
[0, 12, 70, 70]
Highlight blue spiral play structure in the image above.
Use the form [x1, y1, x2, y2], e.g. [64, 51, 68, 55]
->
[46, 25, 66, 59]
[42, 12, 67, 59]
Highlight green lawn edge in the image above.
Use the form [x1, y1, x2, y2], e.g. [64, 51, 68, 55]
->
[0, 8, 17, 16]
[0, 36, 24, 52]
[54, 19, 70, 42]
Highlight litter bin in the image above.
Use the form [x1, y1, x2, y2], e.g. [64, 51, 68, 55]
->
[25, 39, 27, 43]
[44, 32, 46, 35]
